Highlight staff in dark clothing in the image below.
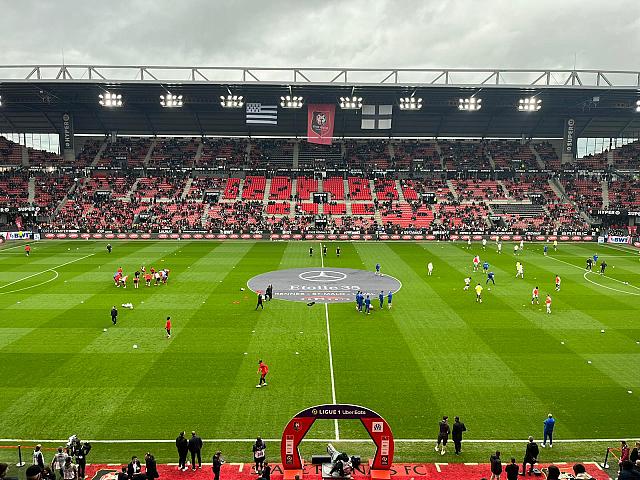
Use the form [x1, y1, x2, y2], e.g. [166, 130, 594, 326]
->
[435, 416, 450, 455]
[127, 457, 141, 479]
[73, 443, 90, 480]
[144, 453, 158, 480]
[522, 436, 539, 476]
[212, 452, 223, 480]
[106, 244, 112, 254]
[252, 437, 266, 475]
[505, 458, 519, 480]
[265, 285, 273, 301]
[490, 451, 502, 480]
[255, 293, 264, 310]
[111, 306, 118, 325]
[176, 431, 189, 471]
[188, 432, 203, 470]
[261, 462, 271, 480]
[452, 416, 467, 455]
[323, 245, 327, 256]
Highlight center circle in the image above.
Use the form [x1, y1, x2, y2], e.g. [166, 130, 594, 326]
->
[247, 267, 402, 303]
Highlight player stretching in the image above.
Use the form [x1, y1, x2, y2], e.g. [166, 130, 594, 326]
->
[475, 283, 483, 303]
[473, 255, 480, 272]
[375, 263, 381, 276]
[464, 277, 471, 290]
[486, 271, 495, 285]
[545, 294, 552, 314]
[256, 360, 268, 388]
[531, 287, 539, 305]
[555, 275, 561, 291]
[427, 262, 434, 276]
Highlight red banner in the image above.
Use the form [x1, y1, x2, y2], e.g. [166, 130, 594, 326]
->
[307, 104, 335, 144]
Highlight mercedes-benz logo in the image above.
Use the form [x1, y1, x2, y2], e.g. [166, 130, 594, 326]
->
[299, 270, 347, 282]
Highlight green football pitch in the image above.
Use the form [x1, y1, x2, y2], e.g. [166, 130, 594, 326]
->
[0, 239, 639, 464]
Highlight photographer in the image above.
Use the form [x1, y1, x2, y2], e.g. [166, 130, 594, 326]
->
[252, 438, 266, 475]
[212, 452, 224, 480]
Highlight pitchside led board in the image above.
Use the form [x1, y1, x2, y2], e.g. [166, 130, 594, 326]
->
[281, 404, 394, 480]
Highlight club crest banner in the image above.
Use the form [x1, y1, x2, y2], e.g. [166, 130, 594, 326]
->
[307, 104, 335, 145]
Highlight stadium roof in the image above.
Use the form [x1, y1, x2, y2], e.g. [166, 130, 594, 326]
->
[0, 65, 638, 138]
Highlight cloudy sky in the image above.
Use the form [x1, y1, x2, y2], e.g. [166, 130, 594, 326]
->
[1, 0, 639, 70]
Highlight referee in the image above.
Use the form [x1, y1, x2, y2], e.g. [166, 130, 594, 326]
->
[111, 306, 118, 325]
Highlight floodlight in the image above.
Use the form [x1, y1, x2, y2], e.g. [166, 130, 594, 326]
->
[636, 100, 640, 112]
[399, 97, 422, 110]
[458, 97, 482, 111]
[99, 92, 123, 107]
[518, 97, 542, 112]
[160, 93, 183, 108]
[220, 94, 244, 108]
[280, 95, 303, 108]
[339, 96, 363, 110]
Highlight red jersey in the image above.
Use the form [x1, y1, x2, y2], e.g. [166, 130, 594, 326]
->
[115, 273, 122, 282]
[555, 276, 561, 284]
[25, 245, 31, 252]
[545, 296, 552, 305]
[165, 319, 172, 330]
[117, 267, 123, 274]
[144, 273, 152, 281]
[258, 362, 269, 375]
[532, 288, 539, 296]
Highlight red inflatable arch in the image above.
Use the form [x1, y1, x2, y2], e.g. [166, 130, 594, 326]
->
[281, 404, 394, 480]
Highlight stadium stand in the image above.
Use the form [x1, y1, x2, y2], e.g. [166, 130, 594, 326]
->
[0, 136, 23, 166]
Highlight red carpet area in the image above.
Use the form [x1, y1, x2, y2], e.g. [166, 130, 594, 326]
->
[86, 462, 611, 480]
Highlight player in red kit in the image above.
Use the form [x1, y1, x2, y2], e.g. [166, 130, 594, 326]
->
[256, 360, 268, 388]
[165, 316, 172, 338]
[24, 244, 31, 256]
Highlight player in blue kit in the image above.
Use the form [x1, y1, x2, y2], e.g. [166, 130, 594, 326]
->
[375, 263, 381, 276]
[482, 261, 489, 273]
[364, 295, 371, 314]
[387, 290, 393, 309]
[378, 290, 384, 309]
[486, 271, 495, 285]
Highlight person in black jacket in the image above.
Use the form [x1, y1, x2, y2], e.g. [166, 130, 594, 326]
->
[212, 452, 223, 480]
[188, 432, 203, 471]
[505, 458, 519, 480]
[176, 432, 189, 471]
[260, 462, 271, 480]
[252, 437, 266, 474]
[435, 416, 450, 455]
[73, 442, 91, 480]
[452, 416, 467, 455]
[490, 451, 502, 480]
[631, 442, 640, 464]
[521, 436, 539, 476]
[111, 306, 118, 325]
[144, 453, 158, 480]
[127, 457, 141, 480]
[116, 467, 127, 480]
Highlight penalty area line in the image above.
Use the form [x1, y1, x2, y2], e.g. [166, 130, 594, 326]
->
[0, 253, 95, 290]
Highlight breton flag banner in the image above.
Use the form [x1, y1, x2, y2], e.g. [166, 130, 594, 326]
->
[361, 105, 393, 129]
[246, 103, 278, 125]
[307, 104, 336, 145]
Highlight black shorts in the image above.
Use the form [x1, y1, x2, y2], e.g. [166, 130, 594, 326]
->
[437, 434, 448, 445]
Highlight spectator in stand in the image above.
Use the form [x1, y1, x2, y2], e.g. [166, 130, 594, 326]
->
[252, 437, 266, 474]
[73, 442, 90, 480]
[26, 465, 42, 480]
[188, 431, 203, 470]
[619, 461, 640, 480]
[33, 445, 45, 471]
[521, 436, 539, 476]
[176, 431, 189, 471]
[117, 467, 128, 480]
[212, 451, 224, 480]
[621, 441, 631, 471]
[127, 456, 142, 479]
[144, 453, 159, 480]
[632, 442, 640, 464]
[62, 457, 77, 480]
[571, 464, 594, 479]
[0, 463, 18, 480]
[505, 458, 519, 480]
[42, 468, 56, 480]
[543, 465, 560, 480]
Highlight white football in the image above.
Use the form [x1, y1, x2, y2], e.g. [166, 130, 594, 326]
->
[133, 344, 138, 349]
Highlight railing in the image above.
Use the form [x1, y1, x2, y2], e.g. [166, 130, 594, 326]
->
[0, 65, 638, 87]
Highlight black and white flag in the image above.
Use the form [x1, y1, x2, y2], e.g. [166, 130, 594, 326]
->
[361, 105, 393, 129]
[246, 103, 278, 125]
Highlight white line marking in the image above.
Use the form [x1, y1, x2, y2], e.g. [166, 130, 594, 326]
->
[0, 243, 33, 252]
[0, 270, 59, 295]
[0, 253, 95, 290]
[319, 241, 339, 442]
[435, 463, 447, 472]
[1, 437, 632, 444]
[583, 271, 640, 296]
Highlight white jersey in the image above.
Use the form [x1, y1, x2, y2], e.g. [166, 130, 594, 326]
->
[427, 262, 433, 271]
[482, 239, 487, 246]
